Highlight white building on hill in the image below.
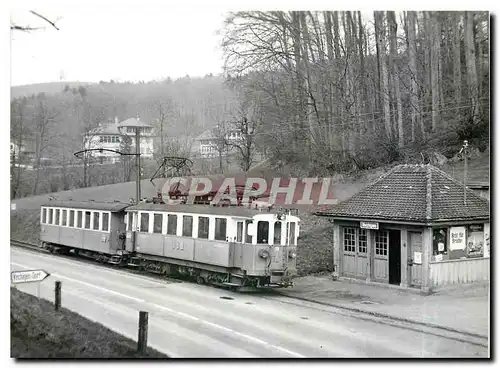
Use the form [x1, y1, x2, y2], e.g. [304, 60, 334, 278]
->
[194, 125, 243, 158]
[84, 117, 154, 163]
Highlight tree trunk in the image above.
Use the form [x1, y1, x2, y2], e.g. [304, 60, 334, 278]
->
[374, 11, 392, 140]
[452, 12, 462, 106]
[406, 11, 423, 142]
[474, 13, 484, 100]
[429, 11, 440, 131]
[464, 11, 479, 123]
[357, 11, 369, 135]
[333, 11, 346, 157]
[388, 11, 404, 148]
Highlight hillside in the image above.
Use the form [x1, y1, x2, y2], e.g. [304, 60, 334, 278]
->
[11, 81, 92, 98]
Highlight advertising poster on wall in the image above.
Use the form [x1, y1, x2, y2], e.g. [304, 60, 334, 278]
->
[449, 226, 466, 251]
[484, 224, 490, 258]
[467, 224, 484, 257]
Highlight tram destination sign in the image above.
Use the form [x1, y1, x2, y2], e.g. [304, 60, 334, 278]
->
[11, 269, 50, 284]
[360, 221, 379, 230]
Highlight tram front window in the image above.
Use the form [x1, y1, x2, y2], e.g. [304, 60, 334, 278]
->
[257, 221, 269, 244]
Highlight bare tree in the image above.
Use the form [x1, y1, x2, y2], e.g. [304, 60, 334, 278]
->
[32, 94, 58, 195]
[464, 11, 480, 124]
[374, 11, 392, 140]
[10, 98, 29, 198]
[452, 12, 462, 106]
[388, 11, 404, 147]
[11, 11, 60, 32]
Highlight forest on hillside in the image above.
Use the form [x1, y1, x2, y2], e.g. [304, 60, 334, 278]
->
[10, 11, 490, 198]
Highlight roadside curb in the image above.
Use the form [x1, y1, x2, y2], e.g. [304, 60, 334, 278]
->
[279, 292, 488, 340]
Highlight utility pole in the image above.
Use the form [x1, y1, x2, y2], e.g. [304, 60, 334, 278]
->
[136, 126, 141, 203]
[160, 117, 165, 178]
[461, 140, 469, 205]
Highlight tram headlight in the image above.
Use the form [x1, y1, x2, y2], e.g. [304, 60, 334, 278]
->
[258, 249, 270, 259]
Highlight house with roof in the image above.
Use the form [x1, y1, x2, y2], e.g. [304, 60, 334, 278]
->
[194, 125, 243, 158]
[315, 164, 490, 292]
[84, 117, 154, 163]
[10, 139, 35, 167]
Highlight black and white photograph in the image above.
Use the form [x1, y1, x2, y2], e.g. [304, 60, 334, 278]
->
[7, 0, 491, 360]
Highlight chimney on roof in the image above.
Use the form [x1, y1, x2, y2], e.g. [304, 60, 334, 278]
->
[115, 116, 119, 124]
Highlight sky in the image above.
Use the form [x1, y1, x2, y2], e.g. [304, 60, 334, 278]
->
[9, 1, 495, 87]
[10, 6, 228, 86]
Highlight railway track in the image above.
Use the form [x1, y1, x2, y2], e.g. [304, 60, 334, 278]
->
[10, 238, 489, 350]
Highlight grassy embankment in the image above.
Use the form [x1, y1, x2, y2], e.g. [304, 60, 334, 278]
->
[11, 288, 167, 359]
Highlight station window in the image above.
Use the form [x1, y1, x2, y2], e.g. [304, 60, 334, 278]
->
[257, 221, 269, 244]
[433, 228, 448, 255]
[62, 210, 67, 226]
[102, 212, 109, 232]
[183, 216, 193, 237]
[77, 211, 83, 228]
[69, 210, 75, 227]
[140, 213, 149, 232]
[198, 216, 209, 239]
[375, 230, 389, 256]
[55, 209, 60, 225]
[153, 214, 162, 233]
[42, 208, 47, 224]
[236, 221, 243, 243]
[167, 214, 177, 235]
[343, 227, 356, 252]
[358, 229, 367, 253]
[274, 222, 282, 245]
[245, 220, 252, 243]
[93, 212, 100, 230]
[84, 211, 91, 229]
[215, 218, 227, 241]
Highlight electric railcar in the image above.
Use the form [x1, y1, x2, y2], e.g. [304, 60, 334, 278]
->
[39, 200, 299, 289]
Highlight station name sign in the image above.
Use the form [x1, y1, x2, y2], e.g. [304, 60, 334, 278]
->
[11, 269, 50, 284]
[360, 221, 379, 230]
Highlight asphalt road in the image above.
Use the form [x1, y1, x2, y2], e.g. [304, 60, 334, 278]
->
[10, 247, 488, 358]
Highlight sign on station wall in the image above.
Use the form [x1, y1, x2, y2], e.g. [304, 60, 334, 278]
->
[360, 221, 379, 230]
[449, 226, 466, 251]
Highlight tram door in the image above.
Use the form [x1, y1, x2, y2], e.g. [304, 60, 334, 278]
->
[125, 211, 138, 252]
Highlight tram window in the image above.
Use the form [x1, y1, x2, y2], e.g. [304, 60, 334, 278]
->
[236, 221, 243, 242]
[153, 214, 162, 233]
[140, 213, 150, 232]
[84, 211, 91, 229]
[245, 220, 252, 243]
[183, 216, 193, 237]
[48, 208, 53, 224]
[257, 221, 269, 244]
[93, 212, 100, 230]
[274, 222, 282, 245]
[214, 218, 227, 241]
[198, 216, 209, 239]
[127, 212, 133, 231]
[289, 222, 296, 245]
[62, 210, 67, 226]
[102, 212, 109, 231]
[167, 214, 178, 235]
[69, 210, 75, 227]
[42, 208, 47, 224]
[76, 211, 82, 228]
[55, 209, 60, 225]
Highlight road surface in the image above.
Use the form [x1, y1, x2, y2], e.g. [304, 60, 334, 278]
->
[10, 247, 487, 358]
